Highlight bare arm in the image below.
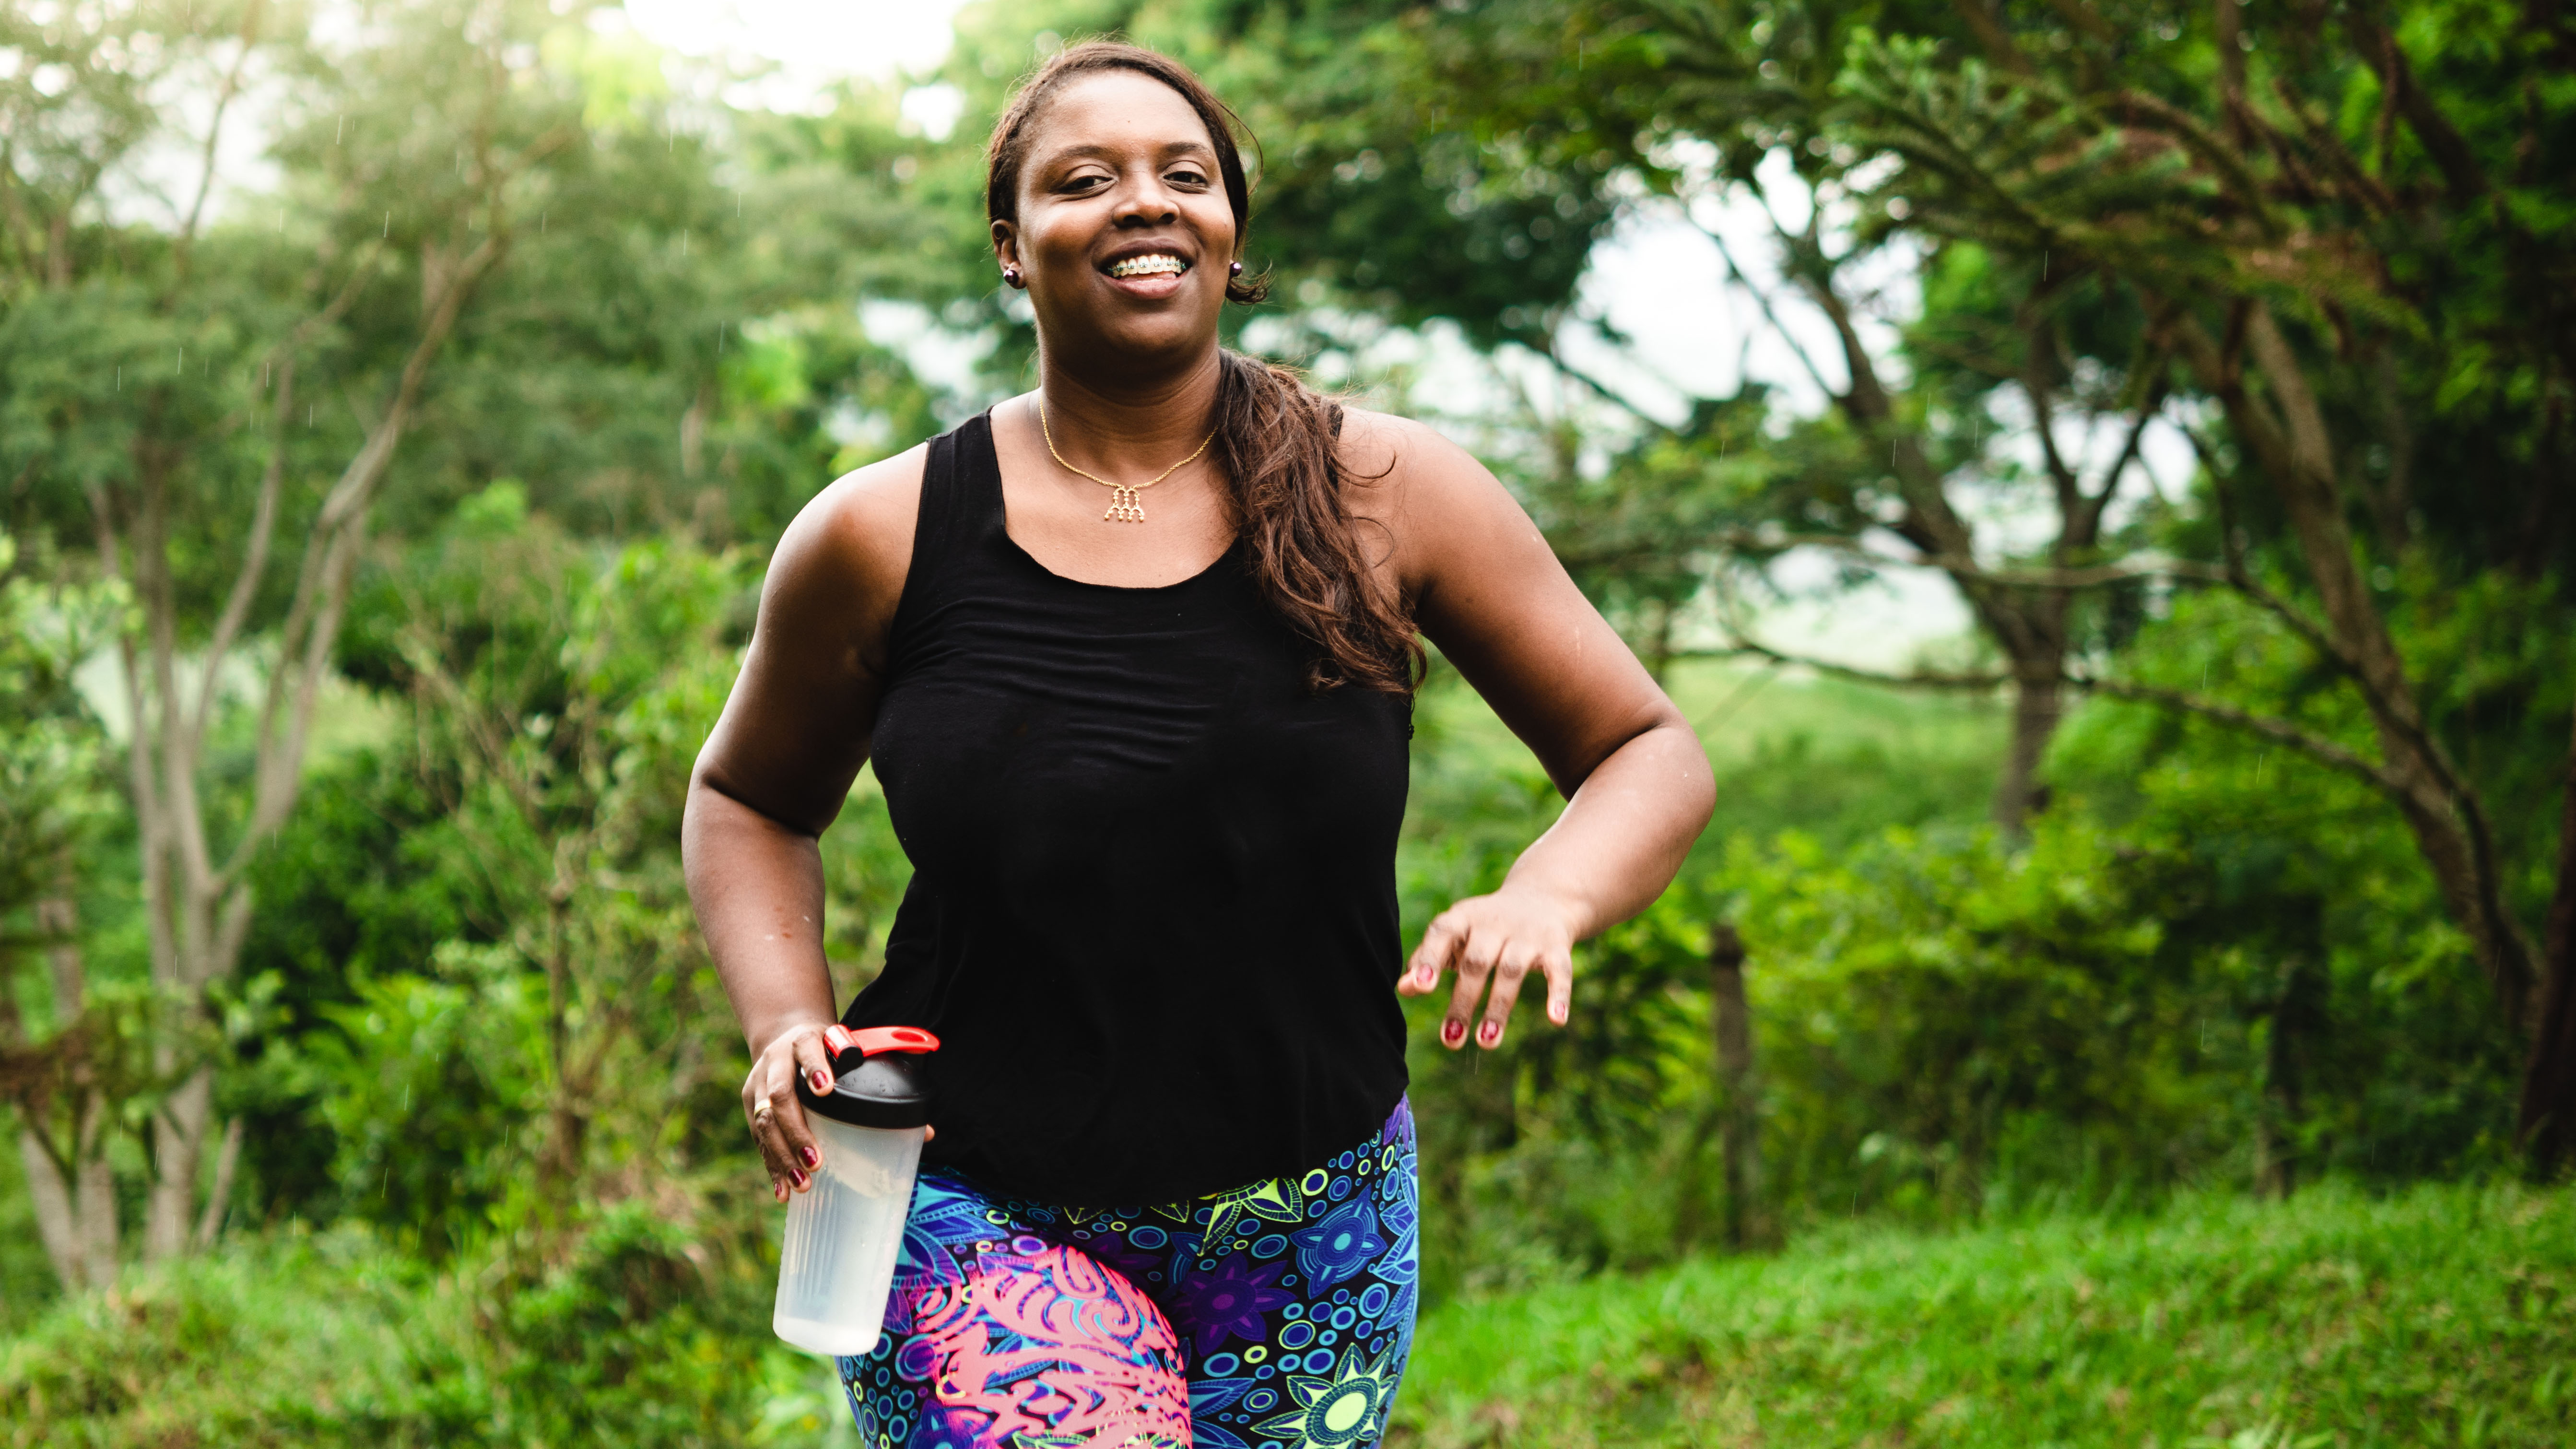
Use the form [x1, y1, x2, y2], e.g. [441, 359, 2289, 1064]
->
[1352, 413, 1716, 1049]
[683, 448, 920, 1202]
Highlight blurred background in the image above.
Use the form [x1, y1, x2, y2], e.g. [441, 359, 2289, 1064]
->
[2, 1, 2571, 1444]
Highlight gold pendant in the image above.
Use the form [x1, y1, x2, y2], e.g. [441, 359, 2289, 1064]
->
[1102, 485, 1146, 523]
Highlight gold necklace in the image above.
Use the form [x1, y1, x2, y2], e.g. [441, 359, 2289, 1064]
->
[1039, 399, 1215, 524]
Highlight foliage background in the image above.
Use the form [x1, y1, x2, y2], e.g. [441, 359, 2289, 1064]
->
[1, 0, 2570, 1444]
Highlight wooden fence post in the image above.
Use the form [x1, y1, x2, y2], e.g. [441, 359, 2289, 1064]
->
[1710, 922, 1772, 1248]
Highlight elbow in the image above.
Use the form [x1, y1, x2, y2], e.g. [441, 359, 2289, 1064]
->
[1668, 717, 1718, 834]
[1555, 706, 1711, 813]
[687, 758, 827, 843]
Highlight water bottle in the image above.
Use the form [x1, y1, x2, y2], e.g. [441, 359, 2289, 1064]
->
[773, 1025, 938, 1357]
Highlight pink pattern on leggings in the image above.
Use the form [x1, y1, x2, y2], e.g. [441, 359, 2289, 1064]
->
[905, 1236, 1191, 1447]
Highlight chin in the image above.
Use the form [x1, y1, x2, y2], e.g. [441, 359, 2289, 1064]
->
[1086, 310, 1222, 365]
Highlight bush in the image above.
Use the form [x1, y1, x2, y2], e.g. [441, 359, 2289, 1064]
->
[0, 1209, 836, 1449]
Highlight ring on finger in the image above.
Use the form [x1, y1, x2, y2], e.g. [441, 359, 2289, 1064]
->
[753, 1100, 773, 1123]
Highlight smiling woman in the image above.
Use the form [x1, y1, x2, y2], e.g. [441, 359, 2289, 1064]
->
[682, 39, 1716, 1449]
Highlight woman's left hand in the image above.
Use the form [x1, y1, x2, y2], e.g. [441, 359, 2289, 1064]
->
[1399, 886, 1581, 1050]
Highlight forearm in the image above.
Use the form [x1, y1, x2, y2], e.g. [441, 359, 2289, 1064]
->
[683, 774, 839, 1053]
[1501, 720, 1713, 939]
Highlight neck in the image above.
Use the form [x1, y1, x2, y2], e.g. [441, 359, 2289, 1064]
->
[1033, 344, 1223, 473]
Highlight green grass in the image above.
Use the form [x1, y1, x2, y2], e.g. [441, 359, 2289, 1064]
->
[1390, 1179, 2574, 1449]
[1663, 659, 2003, 775]
[11, 1181, 2555, 1448]
[0, 1219, 851, 1449]
[1418, 656, 2004, 780]
[0, 1228, 487, 1448]
[1405, 655, 2006, 878]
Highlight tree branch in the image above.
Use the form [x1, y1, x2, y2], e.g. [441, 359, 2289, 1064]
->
[1714, 633, 2411, 801]
[1712, 635, 2011, 691]
[1715, 525, 2227, 590]
[2023, 358, 2085, 522]
[188, 358, 290, 751]
[174, 0, 268, 269]
[186, 249, 381, 754]
[1691, 205, 1846, 406]
[2068, 674, 2407, 795]
[2341, 7, 2489, 204]
[226, 224, 514, 884]
[1537, 338, 1681, 437]
[2082, 371, 2170, 534]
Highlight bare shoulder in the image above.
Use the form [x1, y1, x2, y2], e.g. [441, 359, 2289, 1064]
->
[741, 443, 929, 693]
[1336, 406, 1482, 493]
[765, 442, 926, 618]
[1332, 406, 1546, 597]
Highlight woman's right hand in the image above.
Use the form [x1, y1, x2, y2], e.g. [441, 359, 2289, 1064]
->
[743, 1021, 852, 1203]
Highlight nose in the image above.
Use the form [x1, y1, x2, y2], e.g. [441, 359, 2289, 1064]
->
[1111, 166, 1178, 228]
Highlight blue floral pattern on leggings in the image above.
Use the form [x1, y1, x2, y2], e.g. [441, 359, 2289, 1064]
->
[839, 1100, 1419, 1449]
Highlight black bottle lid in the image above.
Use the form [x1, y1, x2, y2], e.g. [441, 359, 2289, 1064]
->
[796, 1026, 938, 1130]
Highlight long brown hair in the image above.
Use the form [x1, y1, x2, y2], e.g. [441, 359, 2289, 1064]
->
[985, 40, 1423, 694]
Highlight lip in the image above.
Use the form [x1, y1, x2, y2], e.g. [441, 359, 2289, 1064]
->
[1094, 239, 1196, 299]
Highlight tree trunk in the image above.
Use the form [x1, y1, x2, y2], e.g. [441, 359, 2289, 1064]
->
[196, 1116, 244, 1246]
[1708, 923, 1771, 1249]
[12, 895, 120, 1291]
[18, 1131, 83, 1290]
[145, 1068, 214, 1260]
[1993, 663, 2065, 833]
[97, 226, 511, 1264]
[2169, 304, 2540, 1016]
[74, 1113, 116, 1285]
[2517, 701, 2576, 1169]
[2254, 951, 2322, 1200]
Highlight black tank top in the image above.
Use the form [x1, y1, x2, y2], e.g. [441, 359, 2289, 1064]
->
[843, 411, 1413, 1205]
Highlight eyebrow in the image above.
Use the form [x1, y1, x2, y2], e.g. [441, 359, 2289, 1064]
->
[1040, 139, 1216, 167]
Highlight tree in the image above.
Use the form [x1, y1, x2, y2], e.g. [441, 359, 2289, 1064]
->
[1178, 0, 2575, 1163]
[0, 530, 124, 1290]
[3, 0, 955, 1285]
[1802, 0, 2574, 1151]
[0, 0, 642, 1273]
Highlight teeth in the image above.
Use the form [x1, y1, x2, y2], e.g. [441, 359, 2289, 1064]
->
[1109, 254, 1188, 278]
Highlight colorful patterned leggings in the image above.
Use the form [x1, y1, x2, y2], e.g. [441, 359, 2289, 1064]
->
[838, 1099, 1419, 1449]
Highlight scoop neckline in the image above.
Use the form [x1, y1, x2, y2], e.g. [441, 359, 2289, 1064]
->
[980, 407, 1239, 594]
[995, 527, 1241, 594]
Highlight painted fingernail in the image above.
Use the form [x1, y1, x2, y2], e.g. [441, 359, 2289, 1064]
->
[1441, 1019, 1465, 1047]
[810, 1069, 833, 1092]
[1478, 1021, 1502, 1048]
[791, 1170, 810, 1190]
[800, 1145, 819, 1168]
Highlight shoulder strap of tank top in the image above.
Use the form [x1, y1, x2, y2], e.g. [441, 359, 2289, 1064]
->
[904, 410, 1004, 587]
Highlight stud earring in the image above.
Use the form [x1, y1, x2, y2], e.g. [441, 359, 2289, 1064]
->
[1002, 266, 1023, 288]
[1228, 260, 1243, 277]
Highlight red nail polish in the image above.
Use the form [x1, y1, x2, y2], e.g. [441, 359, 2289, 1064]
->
[1441, 1019, 1464, 1046]
[1478, 1021, 1501, 1047]
[800, 1146, 819, 1168]
[810, 1070, 832, 1092]
[791, 1170, 809, 1190]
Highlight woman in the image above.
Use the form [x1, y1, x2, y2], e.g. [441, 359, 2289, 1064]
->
[684, 40, 1713, 1449]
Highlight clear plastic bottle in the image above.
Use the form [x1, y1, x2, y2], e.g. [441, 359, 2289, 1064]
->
[772, 1026, 937, 1357]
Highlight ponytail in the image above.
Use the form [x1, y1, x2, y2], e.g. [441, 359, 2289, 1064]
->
[1212, 351, 1423, 693]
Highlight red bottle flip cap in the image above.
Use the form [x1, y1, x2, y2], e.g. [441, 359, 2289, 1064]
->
[802, 1025, 939, 1129]
[849, 1026, 939, 1056]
